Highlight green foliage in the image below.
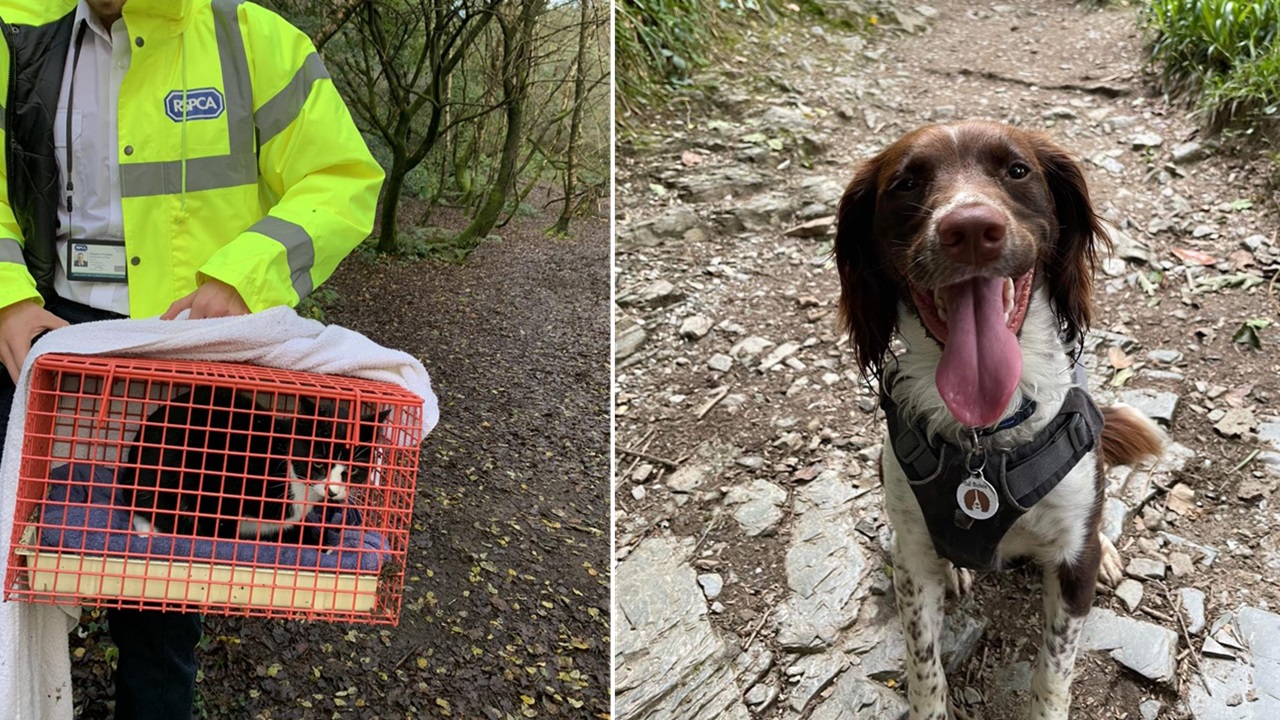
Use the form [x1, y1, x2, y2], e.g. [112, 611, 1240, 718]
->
[616, 0, 715, 104]
[1202, 42, 1280, 125]
[394, 226, 488, 263]
[296, 286, 341, 324]
[1146, 0, 1280, 129]
[617, 0, 900, 106]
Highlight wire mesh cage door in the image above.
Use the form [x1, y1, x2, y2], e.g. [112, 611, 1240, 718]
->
[5, 354, 424, 624]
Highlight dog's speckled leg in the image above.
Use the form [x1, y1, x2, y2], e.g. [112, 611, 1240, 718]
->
[1029, 556, 1095, 719]
[894, 538, 952, 720]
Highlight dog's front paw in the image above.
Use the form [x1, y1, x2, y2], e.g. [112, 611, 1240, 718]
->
[945, 564, 974, 598]
[1097, 532, 1123, 588]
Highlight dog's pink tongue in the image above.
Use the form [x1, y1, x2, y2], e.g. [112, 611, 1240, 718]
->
[935, 277, 1022, 427]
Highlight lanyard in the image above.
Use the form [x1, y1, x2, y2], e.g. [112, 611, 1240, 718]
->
[64, 20, 88, 214]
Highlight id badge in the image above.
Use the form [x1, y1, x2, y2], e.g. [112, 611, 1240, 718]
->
[67, 239, 128, 283]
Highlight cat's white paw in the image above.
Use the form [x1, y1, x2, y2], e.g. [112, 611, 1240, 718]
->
[131, 515, 153, 536]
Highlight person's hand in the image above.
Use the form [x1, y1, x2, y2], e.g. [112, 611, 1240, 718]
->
[0, 300, 69, 383]
[161, 279, 250, 320]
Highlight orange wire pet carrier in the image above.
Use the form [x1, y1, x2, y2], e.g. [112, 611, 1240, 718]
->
[4, 354, 424, 624]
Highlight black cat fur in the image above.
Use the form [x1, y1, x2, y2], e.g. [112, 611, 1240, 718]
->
[117, 386, 388, 541]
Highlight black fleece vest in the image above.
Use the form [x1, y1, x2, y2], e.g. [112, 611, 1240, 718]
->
[2, 9, 77, 301]
[881, 383, 1104, 571]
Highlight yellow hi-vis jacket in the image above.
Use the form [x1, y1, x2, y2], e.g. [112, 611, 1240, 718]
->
[0, 0, 384, 317]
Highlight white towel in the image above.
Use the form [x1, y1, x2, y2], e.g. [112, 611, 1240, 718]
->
[0, 306, 438, 720]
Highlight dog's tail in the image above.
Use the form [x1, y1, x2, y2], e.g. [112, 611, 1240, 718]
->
[1100, 404, 1165, 467]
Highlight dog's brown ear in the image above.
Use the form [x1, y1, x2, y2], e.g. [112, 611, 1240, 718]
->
[1032, 136, 1112, 344]
[835, 157, 898, 378]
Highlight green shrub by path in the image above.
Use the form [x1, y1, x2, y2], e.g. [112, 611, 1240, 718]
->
[617, 0, 906, 111]
[1145, 0, 1280, 130]
[615, 0, 723, 107]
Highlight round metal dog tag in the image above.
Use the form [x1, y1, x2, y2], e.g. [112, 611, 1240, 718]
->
[957, 472, 999, 520]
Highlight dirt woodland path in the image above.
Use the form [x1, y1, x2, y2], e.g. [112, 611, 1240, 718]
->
[67, 213, 613, 718]
[615, 2, 1280, 720]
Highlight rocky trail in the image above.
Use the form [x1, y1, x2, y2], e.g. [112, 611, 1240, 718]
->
[613, 2, 1280, 719]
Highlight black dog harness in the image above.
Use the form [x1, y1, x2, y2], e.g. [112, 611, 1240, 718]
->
[881, 380, 1104, 571]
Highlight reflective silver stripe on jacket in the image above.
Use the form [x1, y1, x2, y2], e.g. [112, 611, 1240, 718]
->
[255, 53, 328, 146]
[120, 153, 257, 197]
[247, 216, 315, 298]
[212, 0, 254, 156]
[0, 237, 22, 264]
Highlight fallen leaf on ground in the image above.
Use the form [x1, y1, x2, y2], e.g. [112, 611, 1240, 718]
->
[1108, 346, 1133, 369]
[1172, 247, 1217, 266]
[1166, 483, 1196, 516]
[1222, 383, 1254, 408]
[1228, 249, 1255, 270]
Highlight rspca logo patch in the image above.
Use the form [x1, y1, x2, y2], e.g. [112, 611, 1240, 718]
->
[164, 88, 225, 121]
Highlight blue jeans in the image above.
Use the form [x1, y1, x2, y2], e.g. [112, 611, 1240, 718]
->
[0, 298, 201, 720]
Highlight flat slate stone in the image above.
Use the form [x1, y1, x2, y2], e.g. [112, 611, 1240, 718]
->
[666, 440, 736, 493]
[1258, 421, 1280, 448]
[707, 353, 734, 372]
[1080, 607, 1179, 683]
[1161, 531, 1220, 567]
[1101, 498, 1128, 543]
[697, 573, 724, 600]
[857, 617, 907, 683]
[1147, 348, 1184, 364]
[1180, 587, 1206, 634]
[1189, 656, 1252, 720]
[1115, 579, 1144, 612]
[620, 279, 684, 309]
[1239, 606, 1280, 718]
[941, 609, 989, 673]
[616, 317, 648, 360]
[730, 335, 775, 359]
[758, 341, 800, 372]
[724, 479, 788, 537]
[1172, 140, 1207, 164]
[676, 166, 771, 203]
[1119, 389, 1179, 425]
[808, 666, 909, 720]
[680, 314, 714, 340]
[776, 474, 870, 651]
[615, 536, 751, 720]
[786, 652, 849, 713]
[744, 681, 777, 708]
[1131, 132, 1164, 148]
[1127, 557, 1167, 580]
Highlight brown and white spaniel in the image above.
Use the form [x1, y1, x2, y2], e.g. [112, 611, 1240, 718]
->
[834, 121, 1163, 720]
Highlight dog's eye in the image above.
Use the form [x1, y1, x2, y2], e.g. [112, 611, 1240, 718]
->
[1008, 162, 1030, 179]
[891, 177, 920, 193]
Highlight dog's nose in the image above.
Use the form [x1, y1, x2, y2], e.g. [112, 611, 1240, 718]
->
[937, 204, 1007, 264]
